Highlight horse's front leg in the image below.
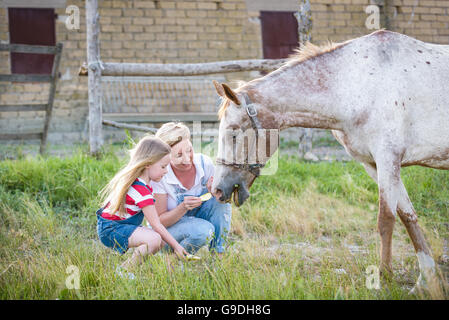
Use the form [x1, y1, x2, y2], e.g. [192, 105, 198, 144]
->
[365, 159, 436, 290]
[375, 159, 401, 276]
[362, 161, 396, 275]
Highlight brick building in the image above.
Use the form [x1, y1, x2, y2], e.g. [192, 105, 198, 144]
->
[0, 0, 448, 145]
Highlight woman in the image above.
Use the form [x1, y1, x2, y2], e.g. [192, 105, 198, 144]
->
[150, 122, 232, 255]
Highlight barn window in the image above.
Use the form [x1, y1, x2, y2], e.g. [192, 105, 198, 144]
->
[8, 8, 56, 74]
[260, 11, 299, 59]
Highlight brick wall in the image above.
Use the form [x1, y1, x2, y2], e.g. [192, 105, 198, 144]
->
[0, 0, 448, 145]
[309, 0, 449, 44]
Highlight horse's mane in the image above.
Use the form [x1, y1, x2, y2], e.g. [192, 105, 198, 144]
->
[217, 40, 350, 120]
[286, 40, 344, 66]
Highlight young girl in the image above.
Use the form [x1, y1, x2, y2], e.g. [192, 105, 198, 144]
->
[96, 136, 188, 278]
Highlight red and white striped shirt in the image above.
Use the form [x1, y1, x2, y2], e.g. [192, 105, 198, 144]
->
[101, 177, 155, 221]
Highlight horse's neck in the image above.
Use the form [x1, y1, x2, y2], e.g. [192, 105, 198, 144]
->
[252, 56, 345, 131]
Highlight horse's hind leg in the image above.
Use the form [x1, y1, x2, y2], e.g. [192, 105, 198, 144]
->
[395, 179, 435, 289]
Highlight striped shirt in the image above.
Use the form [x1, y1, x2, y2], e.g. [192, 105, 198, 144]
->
[101, 177, 155, 221]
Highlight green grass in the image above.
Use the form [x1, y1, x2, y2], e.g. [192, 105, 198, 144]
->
[0, 145, 448, 299]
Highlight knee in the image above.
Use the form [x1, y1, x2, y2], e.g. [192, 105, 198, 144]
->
[378, 212, 395, 224]
[143, 231, 162, 254]
[211, 201, 232, 222]
[378, 202, 396, 223]
[192, 221, 215, 242]
[223, 205, 232, 222]
[202, 221, 215, 239]
[377, 217, 395, 238]
[397, 207, 417, 223]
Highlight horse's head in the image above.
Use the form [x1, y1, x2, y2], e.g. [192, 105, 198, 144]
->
[211, 80, 279, 207]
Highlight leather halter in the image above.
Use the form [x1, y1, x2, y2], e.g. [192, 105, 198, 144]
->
[215, 93, 266, 177]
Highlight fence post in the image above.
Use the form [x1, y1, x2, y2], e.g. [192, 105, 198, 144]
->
[86, 0, 103, 155]
[40, 42, 63, 155]
[295, 0, 314, 158]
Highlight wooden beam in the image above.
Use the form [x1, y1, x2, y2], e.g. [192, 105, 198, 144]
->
[86, 0, 103, 155]
[0, 74, 52, 82]
[0, 133, 42, 140]
[0, 104, 47, 112]
[103, 112, 219, 123]
[0, 43, 59, 54]
[102, 119, 215, 137]
[103, 120, 158, 133]
[79, 59, 287, 77]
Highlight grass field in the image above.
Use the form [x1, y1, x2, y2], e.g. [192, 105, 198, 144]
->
[0, 143, 448, 299]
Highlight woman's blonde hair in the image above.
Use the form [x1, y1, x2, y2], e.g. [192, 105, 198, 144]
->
[99, 135, 171, 217]
[155, 122, 191, 147]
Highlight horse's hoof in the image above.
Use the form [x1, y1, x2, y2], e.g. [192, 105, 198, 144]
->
[379, 265, 394, 280]
[409, 283, 424, 295]
[409, 273, 429, 295]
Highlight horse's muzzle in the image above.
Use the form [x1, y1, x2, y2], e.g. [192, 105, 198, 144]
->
[214, 180, 250, 207]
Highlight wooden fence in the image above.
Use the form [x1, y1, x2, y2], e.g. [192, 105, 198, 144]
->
[0, 42, 63, 154]
[83, 0, 285, 155]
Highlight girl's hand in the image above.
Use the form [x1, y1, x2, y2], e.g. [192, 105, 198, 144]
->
[183, 196, 202, 211]
[174, 245, 188, 260]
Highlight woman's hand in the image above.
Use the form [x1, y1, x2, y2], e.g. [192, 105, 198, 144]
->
[207, 177, 220, 198]
[182, 196, 202, 211]
[206, 176, 213, 193]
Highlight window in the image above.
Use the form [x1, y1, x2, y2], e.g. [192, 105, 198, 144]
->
[8, 8, 56, 74]
[260, 11, 299, 59]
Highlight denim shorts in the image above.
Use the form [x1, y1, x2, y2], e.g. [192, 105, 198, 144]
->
[96, 208, 144, 255]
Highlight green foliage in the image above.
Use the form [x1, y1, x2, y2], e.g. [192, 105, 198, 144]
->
[0, 149, 124, 216]
[123, 129, 136, 150]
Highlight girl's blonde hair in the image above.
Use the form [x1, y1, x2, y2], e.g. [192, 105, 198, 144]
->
[155, 122, 191, 147]
[99, 135, 171, 217]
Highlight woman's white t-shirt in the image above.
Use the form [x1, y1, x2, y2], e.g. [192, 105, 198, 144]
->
[150, 153, 215, 211]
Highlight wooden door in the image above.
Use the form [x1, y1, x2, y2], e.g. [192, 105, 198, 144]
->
[8, 8, 56, 74]
[260, 11, 299, 59]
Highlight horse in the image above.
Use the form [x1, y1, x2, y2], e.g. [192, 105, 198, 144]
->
[211, 30, 449, 289]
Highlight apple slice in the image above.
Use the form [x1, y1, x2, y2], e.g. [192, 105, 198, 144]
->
[199, 192, 212, 202]
[186, 254, 201, 261]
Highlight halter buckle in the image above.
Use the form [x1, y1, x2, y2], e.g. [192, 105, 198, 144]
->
[241, 92, 257, 118]
[246, 104, 258, 118]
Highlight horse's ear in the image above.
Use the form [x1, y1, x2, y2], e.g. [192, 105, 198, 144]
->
[212, 80, 226, 98]
[222, 83, 241, 106]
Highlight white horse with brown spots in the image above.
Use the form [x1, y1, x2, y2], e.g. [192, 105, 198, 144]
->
[211, 30, 449, 290]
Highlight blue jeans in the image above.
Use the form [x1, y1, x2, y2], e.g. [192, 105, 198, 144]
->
[96, 208, 144, 255]
[165, 195, 232, 254]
